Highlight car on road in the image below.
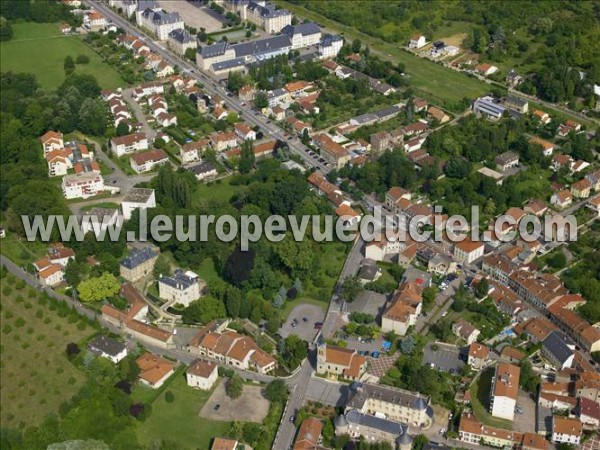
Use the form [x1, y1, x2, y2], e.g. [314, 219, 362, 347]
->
[289, 415, 295, 422]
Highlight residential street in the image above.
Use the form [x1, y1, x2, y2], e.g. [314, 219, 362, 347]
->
[86, 0, 331, 175]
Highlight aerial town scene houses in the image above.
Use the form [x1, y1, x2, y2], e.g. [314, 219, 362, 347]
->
[1, 0, 600, 450]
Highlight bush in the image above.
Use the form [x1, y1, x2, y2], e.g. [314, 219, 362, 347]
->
[76, 54, 90, 64]
[164, 391, 175, 403]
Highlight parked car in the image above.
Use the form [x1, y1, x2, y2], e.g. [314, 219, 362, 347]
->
[314, 322, 323, 330]
[214, 404, 220, 411]
[289, 415, 295, 422]
[302, 317, 308, 323]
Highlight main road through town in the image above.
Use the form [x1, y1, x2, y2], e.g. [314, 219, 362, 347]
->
[86, 0, 330, 175]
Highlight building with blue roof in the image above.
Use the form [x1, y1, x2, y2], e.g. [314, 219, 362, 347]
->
[120, 246, 158, 282]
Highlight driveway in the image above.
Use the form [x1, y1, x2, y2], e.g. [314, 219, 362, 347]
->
[122, 88, 157, 142]
[423, 342, 465, 373]
[279, 304, 326, 341]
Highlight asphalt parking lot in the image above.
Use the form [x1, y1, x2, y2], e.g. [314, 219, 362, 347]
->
[423, 342, 465, 373]
[279, 304, 326, 341]
[305, 377, 350, 407]
[513, 390, 537, 433]
[345, 290, 388, 317]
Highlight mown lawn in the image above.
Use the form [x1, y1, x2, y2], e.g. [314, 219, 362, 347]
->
[279, 1, 489, 107]
[0, 273, 95, 428]
[0, 22, 124, 90]
[192, 175, 241, 206]
[135, 374, 232, 450]
[0, 233, 49, 267]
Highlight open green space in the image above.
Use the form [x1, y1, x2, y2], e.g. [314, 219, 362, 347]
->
[0, 273, 95, 428]
[0, 233, 48, 267]
[135, 374, 232, 449]
[192, 175, 240, 206]
[0, 22, 125, 90]
[280, 1, 489, 107]
[470, 368, 515, 430]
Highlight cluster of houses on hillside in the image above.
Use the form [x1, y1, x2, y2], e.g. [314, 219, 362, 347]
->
[40, 131, 113, 200]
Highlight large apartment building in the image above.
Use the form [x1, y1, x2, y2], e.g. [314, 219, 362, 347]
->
[221, 1, 292, 33]
[489, 363, 520, 421]
[61, 172, 105, 200]
[138, 8, 184, 40]
[345, 382, 433, 428]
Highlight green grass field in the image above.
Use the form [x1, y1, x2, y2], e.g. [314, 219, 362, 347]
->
[135, 374, 232, 449]
[0, 274, 95, 428]
[0, 22, 124, 90]
[192, 176, 241, 206]
[0, 233, 49, 267]
[279, 1, 489, 107]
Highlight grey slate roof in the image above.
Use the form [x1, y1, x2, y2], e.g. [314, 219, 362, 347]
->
[159, 269, 198, 291]
[200, 41, 230, 58]
[282, 22, 321, 38]
[88, 335, 126, 357]
[347, 383, 430, 411]
[136, 0, 158, 12]
[141, 9, 182, 25]
[248, 1, 290, 18]
[542, 331, 574, 366]
[188, 161, 217, 176]
[169, 28, 194, 44]
[320, 34, 342, 46]
[233, 34, 292, 58]
[211, 57, 246, 71]
[120, 246, 157, 270]
[345, 410, 406, 436]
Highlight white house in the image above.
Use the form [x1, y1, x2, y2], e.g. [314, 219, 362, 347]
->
[40, 130, 64, 154]
[318, 34, 343, 59]
[408, 34, 426, 49]
[234, 122, 256, 141]
[130, 149, 169, 173]
[111, 133, 148, 157]
[186, 359, 218, 391]
[136, 353, 175, 389]
[121, 188, 156, 220]
[88, 335, 127, 363]
[62, 172, 105, 200]
[158, 269, 203, 307]
[453, 239, 485, 265]
[551, 417, 581, 446]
